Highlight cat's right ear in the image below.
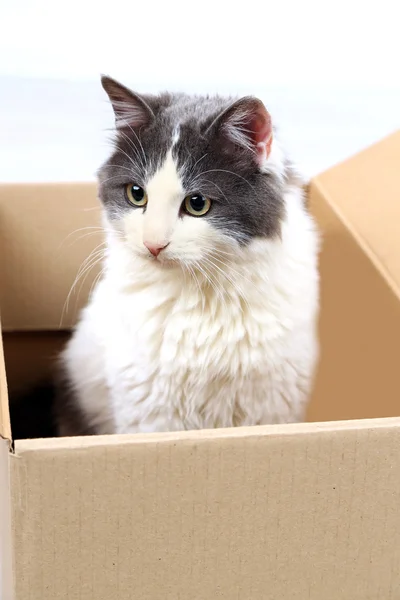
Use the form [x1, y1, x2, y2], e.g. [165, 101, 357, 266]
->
[101, 75, 154, 130]
[207, 97, 273, 164]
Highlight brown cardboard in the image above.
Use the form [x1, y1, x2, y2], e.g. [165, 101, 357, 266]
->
[0, 324, 13, 599]
[0, 438, 14, 600]
[1, 131, 400, 600]
[0, 318, 10, 441]
[315, 131, 400, 294]
[10, 420, 400, 600]
[0, 182, 101, 331]
[308, 131, 400, 422]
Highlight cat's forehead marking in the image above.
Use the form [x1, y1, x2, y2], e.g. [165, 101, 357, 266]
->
[143, 148, 184, 245]
[146, 148, 183, 205]
[172, 126, 180, 146]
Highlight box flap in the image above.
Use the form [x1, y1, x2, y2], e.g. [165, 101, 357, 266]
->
[0, 182, 102, 331]
[307, 130, 400, 422]
[313, 130, 400, 298]
[0, 318, 11, 441]
[11, 419, 400, 600]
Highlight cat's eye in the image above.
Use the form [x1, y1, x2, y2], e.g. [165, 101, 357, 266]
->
[184, 194, 211, 217]
[125, 184, 148, 207]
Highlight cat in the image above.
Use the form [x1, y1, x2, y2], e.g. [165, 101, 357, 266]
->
[55, 75, 320, 436]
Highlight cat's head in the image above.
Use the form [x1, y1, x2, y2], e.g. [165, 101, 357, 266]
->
[98, 76, 286, 269]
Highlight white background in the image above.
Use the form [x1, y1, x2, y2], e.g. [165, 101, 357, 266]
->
[0, 0, 399, 181]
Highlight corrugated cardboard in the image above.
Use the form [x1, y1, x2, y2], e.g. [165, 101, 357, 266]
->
[10, 421, 400, 600]
[1, 131, 400, 600]
[0, 438, 14, 600]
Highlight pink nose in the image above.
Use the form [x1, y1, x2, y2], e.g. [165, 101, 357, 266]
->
[144, 242, 168, 257]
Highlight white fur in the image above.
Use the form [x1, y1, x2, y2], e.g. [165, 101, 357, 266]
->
[142, 149, 184, 248]
[172, 126, 180, 146]
[62, 148, 319, 434]
[223, 110, 255, 153]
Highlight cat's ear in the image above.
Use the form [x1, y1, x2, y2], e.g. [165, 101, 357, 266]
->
[210, 97, 273, 163]
[101, 75, 154, 130]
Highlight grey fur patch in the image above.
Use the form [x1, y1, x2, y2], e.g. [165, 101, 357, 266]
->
[98, 84, 287, 243]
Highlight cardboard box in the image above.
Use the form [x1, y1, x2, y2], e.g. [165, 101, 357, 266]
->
[1, 132, 400, 600]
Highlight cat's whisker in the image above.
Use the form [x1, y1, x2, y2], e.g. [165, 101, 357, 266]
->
[186, 262, 206, 315]
[72, 246, 106, 290]
[89, 266, 106, 299]
[74, 247, 105, 290]
[64, 230, 106, 248]
[192, 168, 258, 196]
[57, 227, 107, 256]
[98, 174, 133, 186]
[201, 256, 252, 314]
[112, 146, 144, 181]
[195, 261, 229, 316]
[60, 244, 106, 327]
[71, 254, 104, 318]
[103, 164, 142, 175]
[185, 152, 209, 181]
[206, 252, 259, 292]
[75, 251, 106, 312]
[206, 219, 252, 246]
[59, 226, 103, 250]
[117, 129, 146, 170]
[193, 262, 214, 299]
[118, 118, 148, 168]
[199, 243, 238, 260]
[58, 226, 121, 256]
[199, 178, 230, 204]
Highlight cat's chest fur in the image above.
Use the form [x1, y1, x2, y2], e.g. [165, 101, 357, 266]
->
[110, 274, 281, 384]
[95, 276, 290, 432]
[72, 246, 315, 434]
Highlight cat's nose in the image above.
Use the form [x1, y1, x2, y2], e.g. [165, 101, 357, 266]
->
[144, 241, 168, 257]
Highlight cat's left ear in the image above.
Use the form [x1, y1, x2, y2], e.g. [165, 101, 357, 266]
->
[101, 75, 154, 130]
[210, 97, 273, 164]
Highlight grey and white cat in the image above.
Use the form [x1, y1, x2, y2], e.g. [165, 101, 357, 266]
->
[55, 75, 319, 436]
